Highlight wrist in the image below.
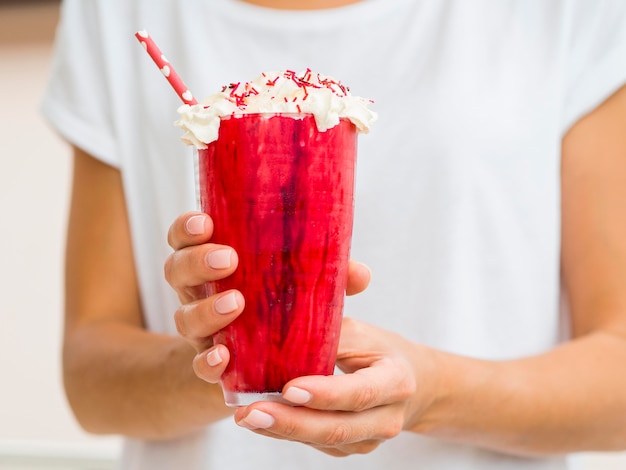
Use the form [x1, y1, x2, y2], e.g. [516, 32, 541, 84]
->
[403, 345, 494, 436]
[401, 342, 446, 433]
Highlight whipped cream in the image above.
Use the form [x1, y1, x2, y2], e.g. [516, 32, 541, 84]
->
[175, 69, 377, 148]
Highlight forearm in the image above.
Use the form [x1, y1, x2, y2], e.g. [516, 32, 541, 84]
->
[411, 330, 626, 456]
[63, 321, 232, 440]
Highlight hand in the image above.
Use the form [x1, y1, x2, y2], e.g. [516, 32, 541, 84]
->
[233, 318, 438, 457]
[165, 212, 244, 384]
[164, 212, 372, 385]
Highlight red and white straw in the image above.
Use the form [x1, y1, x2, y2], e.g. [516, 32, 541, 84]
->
[135, 30, 197, 106]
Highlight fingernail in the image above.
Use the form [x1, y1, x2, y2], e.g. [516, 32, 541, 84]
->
[283, 386, 312, 405]
[207, 249, 232, 269]
[238, 409, 275, 430]
[214, 292, 239, 314]
[185, 215, 206, 235]
[206, 348, 223, 367]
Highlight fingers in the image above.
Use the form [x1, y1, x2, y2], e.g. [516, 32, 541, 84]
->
[234, 403, 402, 456]
[165, 212, 239, 304]
[279, 319, 416, 411]
[167, 214, 367, 301]
[174, 290, 245, 351]
[177, 290, 244, 383]
[168, 213, 244, 384]
[283, 357, 415, 412]
[346, 260, 371, 296]
[167, 212, 214, 250]
[165, 243, 238, 289]
[193, 344, 231, 384]
[232, 317, 418, 457]
[337, 317, 397, 365]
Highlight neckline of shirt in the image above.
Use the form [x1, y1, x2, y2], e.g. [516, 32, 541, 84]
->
[211, 0, 404, 30]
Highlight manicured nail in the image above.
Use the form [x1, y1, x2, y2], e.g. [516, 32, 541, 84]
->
[185, 215, 206, 235]
[214, 292, 239, 314]
[238, 409, 275, 430]
[206, 348, 223, 367]
[207, 249, 232, 269]
[283, 387, 312, 405]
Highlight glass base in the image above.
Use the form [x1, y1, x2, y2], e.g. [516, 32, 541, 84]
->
[223, 390, 291, 407]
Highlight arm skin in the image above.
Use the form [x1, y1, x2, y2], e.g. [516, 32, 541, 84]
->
[225, 84, 626, 457]
[63, 148, 233, 440]
[62, 148, 371, 440]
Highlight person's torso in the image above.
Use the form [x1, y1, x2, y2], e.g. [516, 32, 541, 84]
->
[92, 0, 580, 468]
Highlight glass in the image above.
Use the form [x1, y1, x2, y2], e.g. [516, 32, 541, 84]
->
[198, 113, 357, 406]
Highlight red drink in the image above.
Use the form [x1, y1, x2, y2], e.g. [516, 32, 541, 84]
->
[198, 113, 357, 406]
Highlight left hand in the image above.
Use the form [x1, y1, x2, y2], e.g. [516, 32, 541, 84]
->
[233, 317, 439, 457]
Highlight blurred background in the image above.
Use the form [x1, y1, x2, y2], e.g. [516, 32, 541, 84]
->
[0, 1, 120, 468]
[0, 1, 625, 469]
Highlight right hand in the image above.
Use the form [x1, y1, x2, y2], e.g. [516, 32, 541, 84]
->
[164, 211, 372, 386]
[164, 211, 245, 384]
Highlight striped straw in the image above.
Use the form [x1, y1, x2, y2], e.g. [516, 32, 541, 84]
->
[135, 30, 198, 105]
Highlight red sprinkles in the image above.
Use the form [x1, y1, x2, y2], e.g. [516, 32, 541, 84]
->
[215, 69, 351, 112]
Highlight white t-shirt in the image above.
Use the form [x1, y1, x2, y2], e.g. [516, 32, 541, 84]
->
[42, 1, 626, 469]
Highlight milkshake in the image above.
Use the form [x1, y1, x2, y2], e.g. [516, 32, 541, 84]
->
[176, 69, 376, 406]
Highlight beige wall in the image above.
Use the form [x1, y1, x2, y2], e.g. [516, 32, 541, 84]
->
[0, 2, 624, 469]
[0, 2, 120, 468]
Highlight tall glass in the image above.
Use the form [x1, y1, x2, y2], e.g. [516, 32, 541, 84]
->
[197, 113, 357, 406]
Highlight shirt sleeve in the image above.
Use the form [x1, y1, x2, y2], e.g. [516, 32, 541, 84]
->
[561, 0, 626, 134]
[40, 0, 119, 167]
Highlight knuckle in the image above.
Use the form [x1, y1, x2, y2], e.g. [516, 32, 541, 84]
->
[192, 354, 214, 382]
[341, 317, 369, 339]
[393, 377, 414, 403]
[279, 419, 299, 439]
[377, 414, 404, 440]
[167, 213, 190, 249]
[341, 316, 360, 332]
[191, 354, 203, 377]
[352, 384, 378, 412]
[324, 423, 352, 447]
[173, 305, 188, 337]
[394, 361, 417, 400]
[191, 351, 220, 383]
[163, 254, 175, 285]
[166, 223, 176, 249]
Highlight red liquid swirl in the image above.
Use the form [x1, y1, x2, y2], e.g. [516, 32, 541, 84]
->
[198, 114, 357, 396]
